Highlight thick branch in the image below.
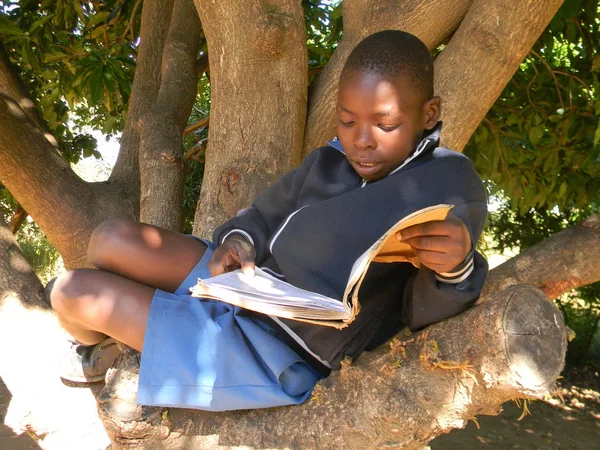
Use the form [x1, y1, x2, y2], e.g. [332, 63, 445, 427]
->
[0, 93, 134, 268]
[98, 285, 565, 449]
[302, 0, 473, 158]
[434, 0, 564, 151]
[483, 214, 600, 300]
[192, 0, 308, 238]
[0, 44, 57, 148]
[138, 0, 201, 230]
[110, 0, 176, 211]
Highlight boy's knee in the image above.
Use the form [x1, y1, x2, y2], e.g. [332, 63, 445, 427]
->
[50, 270, 95, 318]
[88, 219, 138, 268]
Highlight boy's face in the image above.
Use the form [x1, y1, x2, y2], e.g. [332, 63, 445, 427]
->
[336, 71, 440, 181]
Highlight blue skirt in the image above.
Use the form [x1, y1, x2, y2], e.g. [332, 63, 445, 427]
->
[137, 240, 322, 411]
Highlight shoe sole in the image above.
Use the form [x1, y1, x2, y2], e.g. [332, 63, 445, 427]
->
[60, 374, 106, 384]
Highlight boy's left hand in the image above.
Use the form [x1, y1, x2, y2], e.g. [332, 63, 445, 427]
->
[396, 215, 471, 274]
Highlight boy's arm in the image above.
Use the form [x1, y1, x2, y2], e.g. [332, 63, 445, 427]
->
[401, 200, 489, 331]
[212, 150, 319, 263]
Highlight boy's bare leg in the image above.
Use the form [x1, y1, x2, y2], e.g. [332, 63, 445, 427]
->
[51, 269, 155, 351]
[50, 219, 209, 351]
[87, 219, 208, 292]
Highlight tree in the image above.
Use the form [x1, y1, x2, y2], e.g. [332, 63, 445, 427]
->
[1, 0, 598, 447]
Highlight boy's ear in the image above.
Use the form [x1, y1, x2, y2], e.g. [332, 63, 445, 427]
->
[423, 96, 441, 130]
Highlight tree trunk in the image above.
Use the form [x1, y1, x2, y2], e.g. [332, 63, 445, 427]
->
[483, 214, 600, 300]
[138, 0, 200, 230]
[192, 0, 307, 239]
[0, 217, 110, 447]
[97, 284, 566, 449]
[302, 0, 473, 158]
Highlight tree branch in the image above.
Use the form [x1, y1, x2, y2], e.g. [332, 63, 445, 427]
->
[0, 93, 134, 268]
[483, 214, 600, 300]
[0, 44, 59, 149]
[183, 116, 210, 135]
[434, 0, 565, 151]
[110, 0, 176, 213]
[138, 0, 201, 230]
[8, 206, 28, 234]
[98, 284, 566, 449]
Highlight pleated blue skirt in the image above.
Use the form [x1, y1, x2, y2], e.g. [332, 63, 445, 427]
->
[137, 240, 322, 411]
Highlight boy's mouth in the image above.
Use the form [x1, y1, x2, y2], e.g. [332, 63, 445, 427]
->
[353, 160, 382, 177]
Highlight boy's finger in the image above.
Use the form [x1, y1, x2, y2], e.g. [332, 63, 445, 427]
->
[397, 220, 447, 240]
[401, 235, 454, 252]
[237, 249, 256, 278]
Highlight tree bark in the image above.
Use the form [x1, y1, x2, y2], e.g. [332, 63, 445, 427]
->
[483, 214, 600, 300]
[138, 0, 200, 230]
[0, 92, 135, 268]
[302, 0, 473, 158]
[110, 0, 176, 212]
[97, 284, 566, 449]
[0, 44, 58, 148]
[434, 0, 564, 151]
[192, 0, 307, 239]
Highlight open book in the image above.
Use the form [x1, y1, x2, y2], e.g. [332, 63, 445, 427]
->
[191, 204, 454, 329]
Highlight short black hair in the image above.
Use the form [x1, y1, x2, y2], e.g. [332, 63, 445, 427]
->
[341, 30, 434, 102]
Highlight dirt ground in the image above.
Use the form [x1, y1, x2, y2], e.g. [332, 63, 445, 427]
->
[2, 366, 598, 449]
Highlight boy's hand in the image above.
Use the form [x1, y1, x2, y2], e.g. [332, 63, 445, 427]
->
[396, 215, 471, 274]
[208, 235, 256, 277]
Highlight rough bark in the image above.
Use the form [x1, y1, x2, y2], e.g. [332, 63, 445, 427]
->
[192, 0, 307, 239]
[434, 0, 564, 151]
[0, 92, 135, 268]
[302, 0, 473, 158]
[139, 0, 200, 230]
[110, 0, 176, 212]
[97, 284, 566, 449]
[0, 44, 58, 148]
[483, 214, 600, 300]
[0, 217, 109, 447]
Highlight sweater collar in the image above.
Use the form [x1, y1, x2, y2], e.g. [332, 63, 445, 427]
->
[327, 121, 442, 175]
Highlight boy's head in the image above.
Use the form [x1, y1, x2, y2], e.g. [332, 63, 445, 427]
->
[336, 30, 441, 181]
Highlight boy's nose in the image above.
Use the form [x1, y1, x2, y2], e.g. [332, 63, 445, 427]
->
[353, 126, 376, 150]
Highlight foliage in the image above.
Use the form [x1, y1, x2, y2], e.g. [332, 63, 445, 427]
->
[0, 0, 140, 162]
[464, 0, 599, 216]
[466, 0, 600, 362]
[304, 0, 342, 81]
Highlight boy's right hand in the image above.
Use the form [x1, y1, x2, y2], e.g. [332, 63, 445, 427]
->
[208, 235, 256, 277]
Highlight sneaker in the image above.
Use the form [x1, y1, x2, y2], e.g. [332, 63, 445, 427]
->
[60, 337, 124, 383]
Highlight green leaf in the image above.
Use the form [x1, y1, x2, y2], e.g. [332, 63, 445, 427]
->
[86, 11, 110, 28]
[30, 14, 54, 33]
[44, 52, 68, 63]
[594, 122, 600, 148]
[528, 126, 544, 145]
[90, 25, 106, 40]
[558, 181, 568, 199]
[89, 66, 105, 104]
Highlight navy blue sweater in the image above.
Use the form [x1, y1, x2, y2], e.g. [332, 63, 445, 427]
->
[213, 126, 488, 371]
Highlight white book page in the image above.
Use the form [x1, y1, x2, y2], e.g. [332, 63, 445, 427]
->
[192, 267, 349, 315]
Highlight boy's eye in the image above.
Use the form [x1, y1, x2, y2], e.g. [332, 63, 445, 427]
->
[339, 119, 354, 127]
[378, 124, 399, 132]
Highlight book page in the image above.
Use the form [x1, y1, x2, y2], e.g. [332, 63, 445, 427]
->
[342, 204, 454, 302]
[192, 268, 350, 320]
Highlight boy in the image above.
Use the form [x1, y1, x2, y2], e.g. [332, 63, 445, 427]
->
[50, 30, 487, 411]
